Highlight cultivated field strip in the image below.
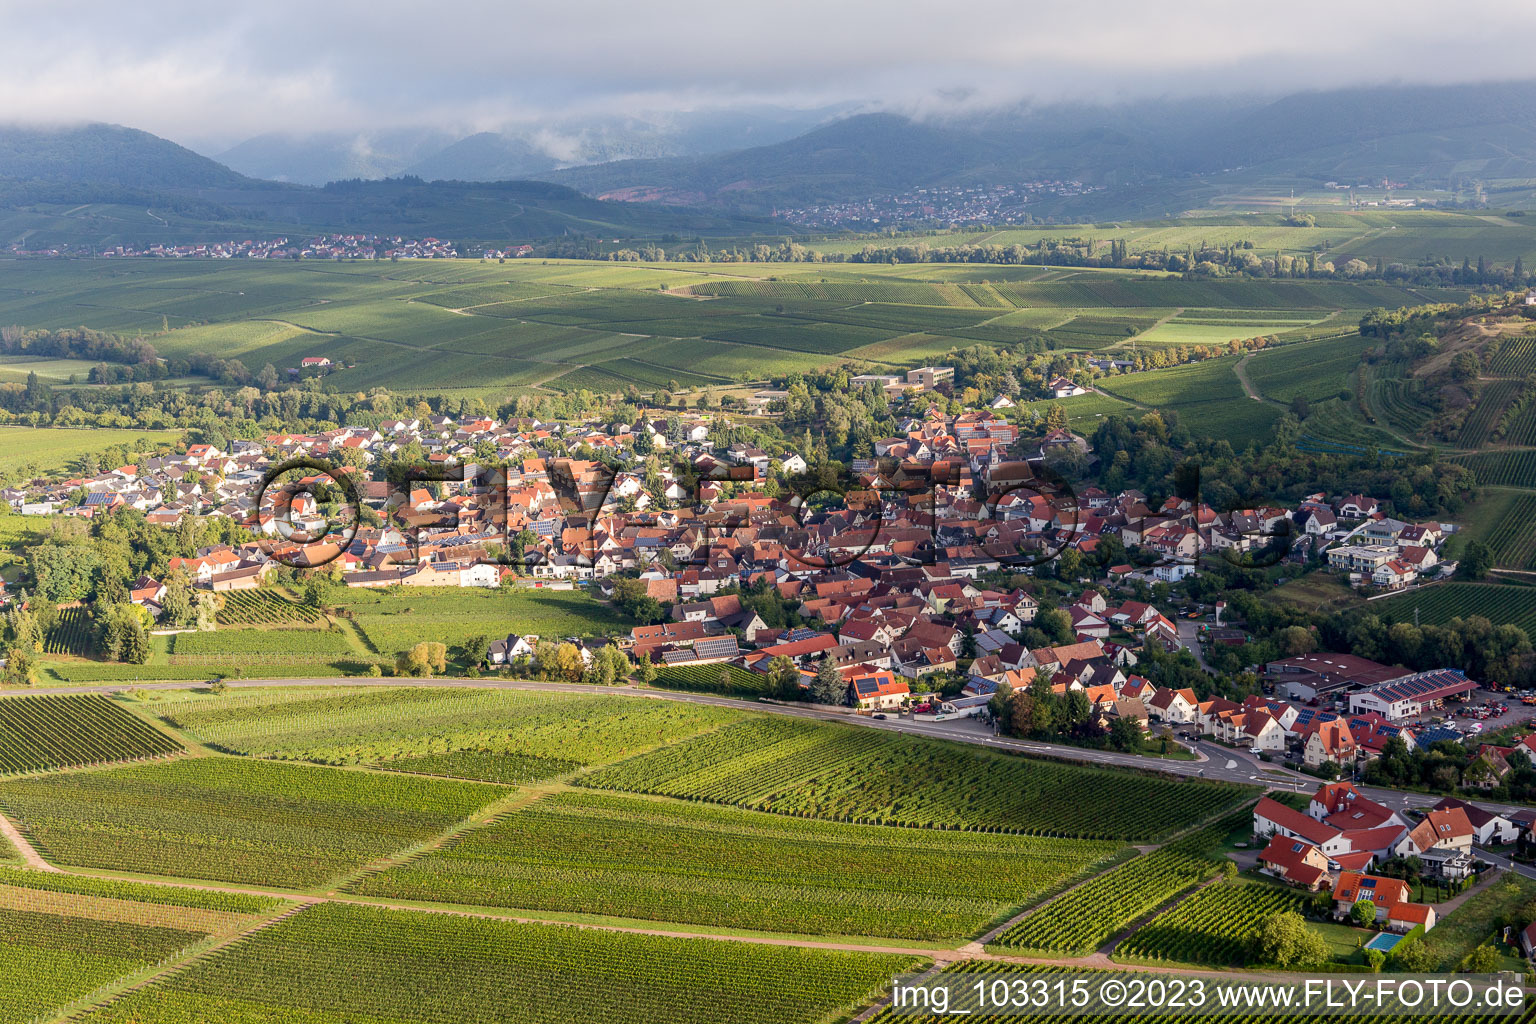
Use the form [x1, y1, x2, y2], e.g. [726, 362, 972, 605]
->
[0, 695, 182, 774]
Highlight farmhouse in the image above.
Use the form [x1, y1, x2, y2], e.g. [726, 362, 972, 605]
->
[1393, 806, 1476, 879]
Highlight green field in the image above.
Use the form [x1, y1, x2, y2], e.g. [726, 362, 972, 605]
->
[1114, 877, 1313, 966]
[1420, 872, 1536, 972]
[0, 257, 1464, 400]
[350, 789, 1124, 941]
[332, 586, 632, 654]
[0, 425, 181, 479]
[0, 694, 181, 773]
[1375, 582, 1536, 636]
[580, 716, 1252, 841]
[154, 686, 737, 766]
[0, 890, 237, 1023]
[78, 901, 923, 1024]
[0, 756, 505, 887]
[990, 818, 1236, 956]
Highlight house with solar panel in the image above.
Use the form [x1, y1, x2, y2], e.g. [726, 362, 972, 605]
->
[848, 669, 909, 711]
[1347, 669, 1478, 723]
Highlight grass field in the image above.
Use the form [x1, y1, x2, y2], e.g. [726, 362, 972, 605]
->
[0, 756, 506, 887]
[350, 789, 1125, 941]
[1420, 872, 1536, 971]
[580, 716, 1253, 841]
[331, 586, 632, 655]
[1375, 582, 1536, 636]
[152, 686, 738, 766]
[0, 426, 181, 480]
[78, 901, 923, 1024]
[0, 694, 181, 773]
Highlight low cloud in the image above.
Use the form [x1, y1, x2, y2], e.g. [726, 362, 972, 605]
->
[4, 0, 1536, 149]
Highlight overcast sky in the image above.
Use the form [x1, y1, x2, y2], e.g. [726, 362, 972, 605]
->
[6, 0, 1536, 149]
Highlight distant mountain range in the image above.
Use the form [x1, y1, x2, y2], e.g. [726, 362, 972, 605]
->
[207, 106, 855, 187]
[4, 80, 1536, 248]
[549, 80, 1536, 216]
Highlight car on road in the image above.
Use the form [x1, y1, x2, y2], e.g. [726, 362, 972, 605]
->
[872, 714, 887, 720]
[1249, 747, 1263, 755]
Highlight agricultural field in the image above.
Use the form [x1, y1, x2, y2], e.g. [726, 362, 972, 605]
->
[351, 790, 1125, 941]
[1452, 448, 1536, 489]
[0, 425, 182, 480]
[580, 716, 1253, 841]
[1242, 334, 1374, 405]
[1489, 333, 1536, 376]
[650, 663, 770, 697]
[375, 749, 581, 784]
[79, 901, 922, 1024]
[0, 880, 261, 1024]
[864, 961, 1536, 1024]
[1458, 379, 1521, 447]
[0, 756, 505, 887]
[42, 604, 94, 656]
[1375, 582, 1536, 637]
[0, 257, 1461, 402]
[1093, 354, 1283, 446]
[153, 686, 738, 766]
[0, 694, 181, 773]
[215, 589, 325, 626]
[1478, 493, 1536, 568]
[169, 627, 355, 658]
[331, 585, 631, 655]
[1114, 877, 1313, 966]
[990, 816, 1241, 955]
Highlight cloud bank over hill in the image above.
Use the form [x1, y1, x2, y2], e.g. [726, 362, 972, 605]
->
[7, 0, 1536, 150]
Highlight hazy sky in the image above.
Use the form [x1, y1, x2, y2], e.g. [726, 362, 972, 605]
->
[6, 0, 1536, 147]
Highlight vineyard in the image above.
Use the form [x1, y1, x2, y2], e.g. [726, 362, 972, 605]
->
[0, 865, 283, 913]
[866, 962, 1536, 1024]
[42, 605, 94, 656]
[350, 790, 1125, 942]
[169, 628, 355, 658]
[580, 717, 1253, 841]
[1452, 449, 1536, 489]
[0, 900, 214, 1024]
[1457, 379, 1519, 447]
[0, 694, 182, 773]
[650, 663, 769, 697]
[0, 756, 506, 886]
[1114, 878, 1312, 966]
[78, 901, 924, 1024]
[374, 749, 581, 784]
[990, 815, 1242, 955]
[1488, 333, 1536, 376]
[215, 590, 325, 626]
[1376, 582, 1536, 637]
[155, 687, 738, 766]
[1481, 495, 1536, 569]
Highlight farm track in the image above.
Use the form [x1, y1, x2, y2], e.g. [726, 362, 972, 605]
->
[0, 807, 58, 871]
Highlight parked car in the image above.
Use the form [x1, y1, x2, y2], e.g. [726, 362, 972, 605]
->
[872, 714, 887, 720]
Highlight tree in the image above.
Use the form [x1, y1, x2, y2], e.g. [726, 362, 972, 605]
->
[811, 654, 845, 705]
[194, 592, 218, 632]
[1393, 941, 1434, 972]
[2, 646, 35, 687]
[543, 642, 585, 682]
[1458, 540, 1493, 580]
[160, 571, 193, 627]
[1461, 944, 1500, 973]
[635, 652, 657, 685]
[1252, 911, 1329, 967]
[397, 641, 447, 677]
[1350, 899, 1376, 928]
[1108, 715, 1142, 751]
[767, 655, 802, 700]
[1365, 948, 1386, 973]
